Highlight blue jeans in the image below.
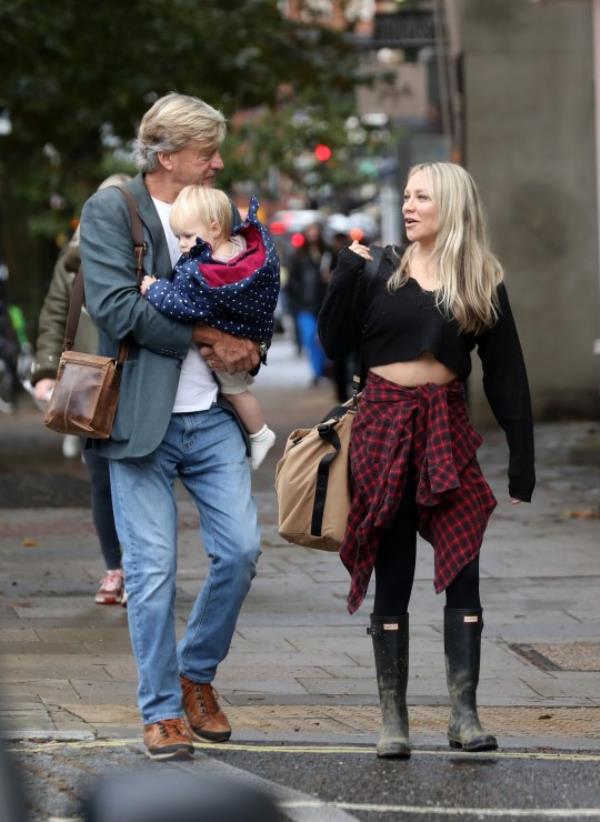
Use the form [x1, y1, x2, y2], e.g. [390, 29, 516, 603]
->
[109, 405, 261, 724]
[297, 311, 326, 380]
[82, 446, 121, 571]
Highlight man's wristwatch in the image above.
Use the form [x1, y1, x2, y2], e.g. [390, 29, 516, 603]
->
[258, 340, 268, 361]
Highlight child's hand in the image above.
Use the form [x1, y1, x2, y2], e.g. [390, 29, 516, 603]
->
[140, 275, 157, 296]
[349, 240, 373, 261]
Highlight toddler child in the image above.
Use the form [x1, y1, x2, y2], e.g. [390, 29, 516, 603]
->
[141, 187, 280, 469]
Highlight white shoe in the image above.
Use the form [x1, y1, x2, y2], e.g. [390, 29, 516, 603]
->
[249, 425, 276, 470]
[62, 434, 80, 459]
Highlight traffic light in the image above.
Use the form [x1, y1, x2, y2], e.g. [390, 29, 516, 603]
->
[314, 144, 332, 163]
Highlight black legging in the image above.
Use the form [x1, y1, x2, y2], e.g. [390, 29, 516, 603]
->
[373, 468, 481, 616]
[82, 447, 122, 571]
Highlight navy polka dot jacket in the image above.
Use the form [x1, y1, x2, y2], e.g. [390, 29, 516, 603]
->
[146, 196, 280, 342]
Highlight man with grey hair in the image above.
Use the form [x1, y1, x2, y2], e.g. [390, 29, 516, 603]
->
[80, 92, 263, 761]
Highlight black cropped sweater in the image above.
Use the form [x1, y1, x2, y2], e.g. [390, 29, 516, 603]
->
[318, 245, 535, 502]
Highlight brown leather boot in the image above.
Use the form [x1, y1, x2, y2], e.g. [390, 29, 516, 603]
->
[143, 718, 194, 761]
[180, 675, 232, 742]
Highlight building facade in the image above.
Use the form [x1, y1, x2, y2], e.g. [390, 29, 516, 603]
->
[281, 0, 600, 421]
[460, 0, 600, 422]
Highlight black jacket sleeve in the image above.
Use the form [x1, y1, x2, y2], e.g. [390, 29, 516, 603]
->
[317, 247, 367, 359]
[476, 282, 535, 502]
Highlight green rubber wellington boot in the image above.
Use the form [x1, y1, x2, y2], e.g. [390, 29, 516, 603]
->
[368, 614, 410, 759]
[444, 607, 498, 752]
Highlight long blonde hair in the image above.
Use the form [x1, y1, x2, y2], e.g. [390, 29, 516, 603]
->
[388, 162, 504, 335]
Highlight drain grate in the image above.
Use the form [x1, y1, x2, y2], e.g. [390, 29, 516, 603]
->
[510, 642, 600, 672]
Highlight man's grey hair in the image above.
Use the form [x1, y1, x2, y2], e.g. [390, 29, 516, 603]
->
[133, 92, 227, 174]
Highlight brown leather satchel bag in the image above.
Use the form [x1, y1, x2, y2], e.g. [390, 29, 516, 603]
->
[44, 186, 146, 439]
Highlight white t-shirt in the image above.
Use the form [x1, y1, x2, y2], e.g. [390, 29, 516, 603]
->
[151, 197, 218, 413]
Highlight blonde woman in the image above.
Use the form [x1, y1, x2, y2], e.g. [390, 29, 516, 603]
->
[318, 162, 534, 759]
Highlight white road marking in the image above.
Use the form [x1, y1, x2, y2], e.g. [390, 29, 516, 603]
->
[281, 801, 600, 818]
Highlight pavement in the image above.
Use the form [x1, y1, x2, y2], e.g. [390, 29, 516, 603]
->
[1, 335, 600, 820]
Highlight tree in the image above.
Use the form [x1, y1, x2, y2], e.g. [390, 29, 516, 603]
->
[219, 94, 397, 210]
[0, 0, 359, 318]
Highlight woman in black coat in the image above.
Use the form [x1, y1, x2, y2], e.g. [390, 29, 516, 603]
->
[319, 162, 534, 759]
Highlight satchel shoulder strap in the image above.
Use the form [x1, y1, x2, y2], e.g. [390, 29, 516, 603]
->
[116, 184, 147, 285]
[63, 264, 85, 352]
[63, 184, 146, 358]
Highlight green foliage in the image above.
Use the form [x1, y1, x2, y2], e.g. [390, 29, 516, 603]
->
[0, 0, 374, 314]
[0, 0, 358, 218]
[220, 95, 396, 204]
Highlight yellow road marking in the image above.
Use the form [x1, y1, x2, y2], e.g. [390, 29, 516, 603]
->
[10, 738, 600, 763]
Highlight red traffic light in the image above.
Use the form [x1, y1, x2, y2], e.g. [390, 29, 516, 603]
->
[314, 144, 332, 163]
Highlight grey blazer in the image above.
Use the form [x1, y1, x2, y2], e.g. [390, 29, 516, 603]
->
[80, 174, 243, 460]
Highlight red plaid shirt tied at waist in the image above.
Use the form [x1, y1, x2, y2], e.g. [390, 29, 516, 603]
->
[340, 373, 497, 614]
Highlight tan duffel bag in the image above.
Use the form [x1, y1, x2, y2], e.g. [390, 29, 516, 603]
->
[275, 395, 358, 551]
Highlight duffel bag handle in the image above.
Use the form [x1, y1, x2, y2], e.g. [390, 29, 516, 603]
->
[311, 425, 343, 538]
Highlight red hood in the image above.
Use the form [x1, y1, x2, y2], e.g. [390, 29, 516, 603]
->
[201, 225, 265, 287]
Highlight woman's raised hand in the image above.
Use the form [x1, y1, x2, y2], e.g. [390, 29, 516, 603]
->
[349, 240, 373, 261]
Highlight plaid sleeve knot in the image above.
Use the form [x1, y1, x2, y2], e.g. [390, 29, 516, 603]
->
[340, 374, 497, 614]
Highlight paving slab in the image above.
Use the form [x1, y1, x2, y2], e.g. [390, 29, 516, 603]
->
[68, 679, 137, 702]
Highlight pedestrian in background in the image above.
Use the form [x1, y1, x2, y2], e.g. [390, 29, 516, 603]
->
[322, 229, 353, 402]
[31, 173, 131, 606]
[319, 162, 534, 759]
[281, 253, 303, 357]
[80, 93, 261, 762]
[286, 222, 329, 385]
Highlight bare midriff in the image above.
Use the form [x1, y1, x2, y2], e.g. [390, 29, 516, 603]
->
[370, 352, 458, 387]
